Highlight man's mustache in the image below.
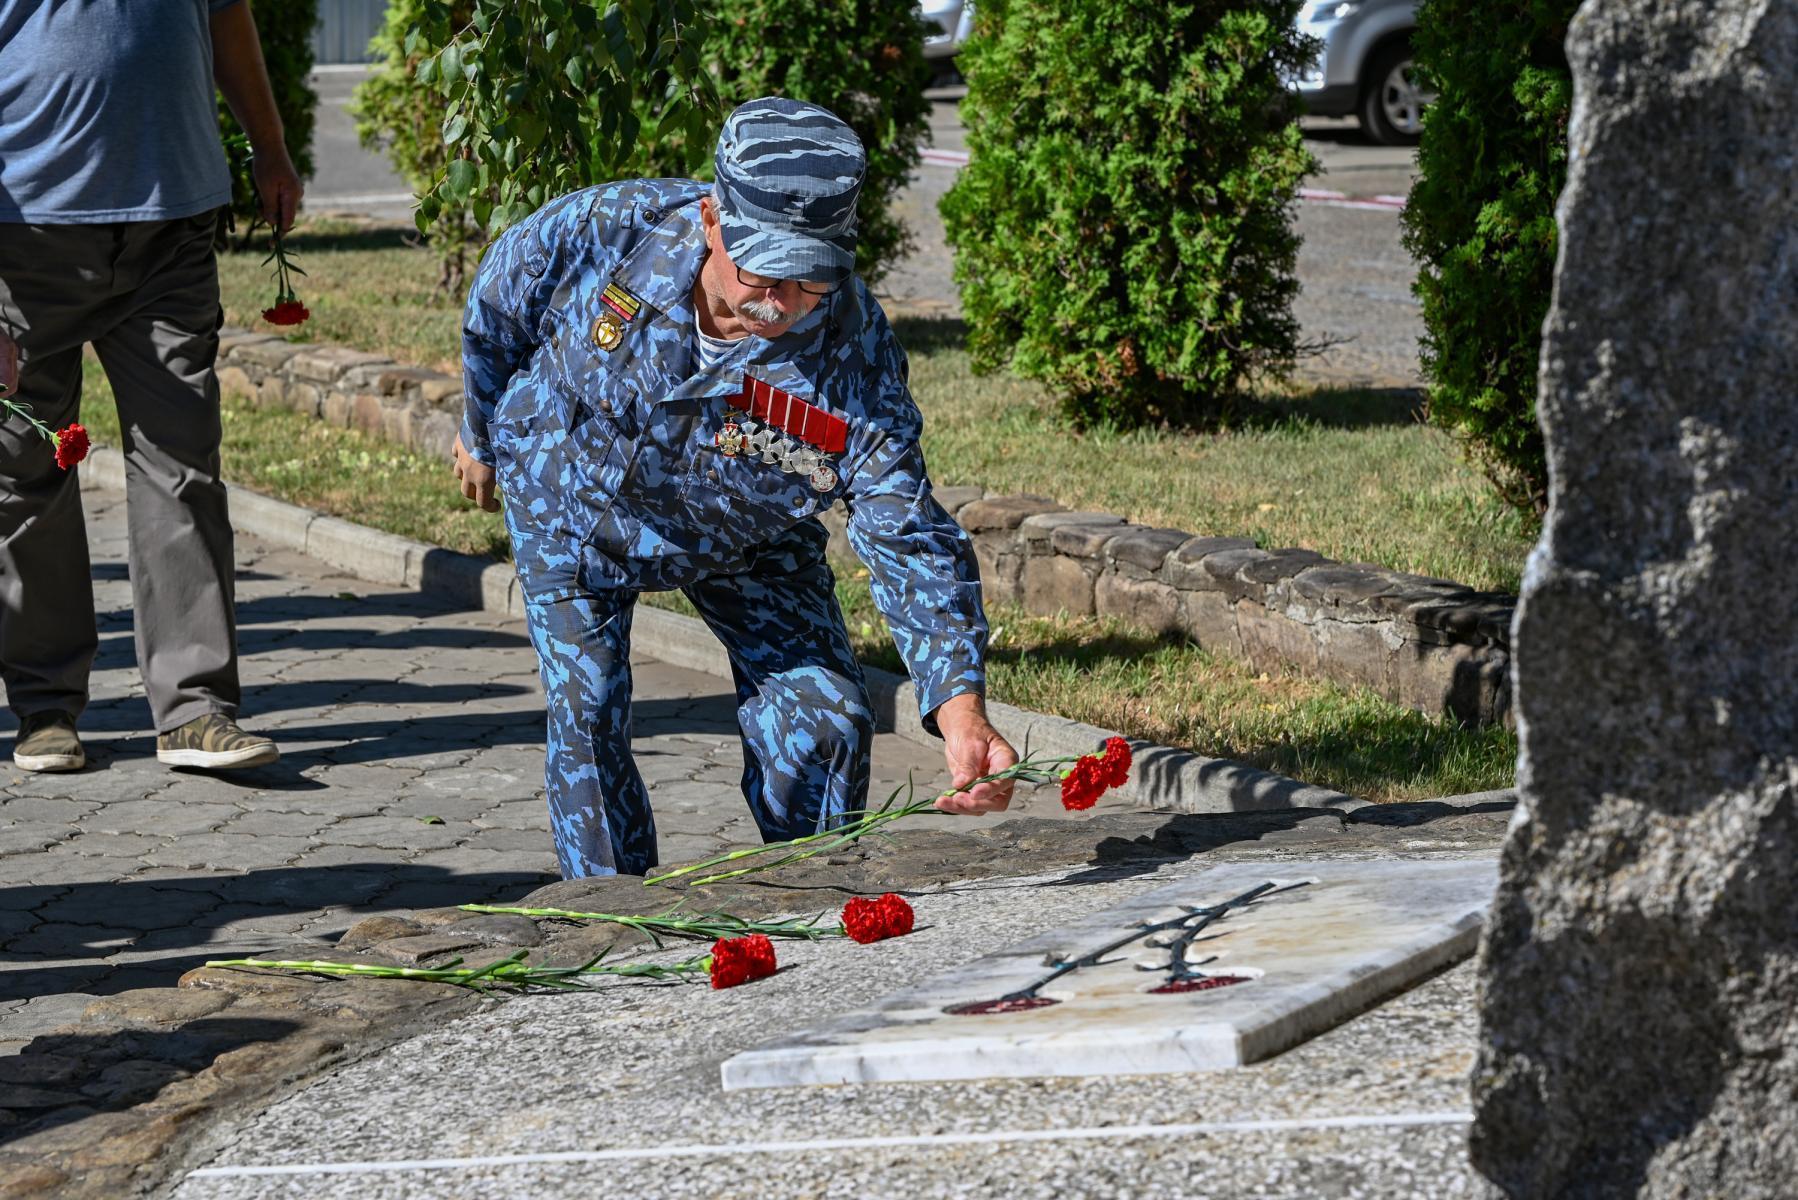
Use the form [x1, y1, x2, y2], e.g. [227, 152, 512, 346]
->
[741, 296, 787, 324]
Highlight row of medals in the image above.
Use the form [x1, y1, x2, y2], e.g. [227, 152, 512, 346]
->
[714, 410, 839, 493]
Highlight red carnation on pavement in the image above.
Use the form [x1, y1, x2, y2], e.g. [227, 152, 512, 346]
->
[1100, 737, 1132, 788]
[708, 933, 777, 989]
[842, 892, 915, 944]
[261, 299, 310, 327]
[53, 423, 89, 470]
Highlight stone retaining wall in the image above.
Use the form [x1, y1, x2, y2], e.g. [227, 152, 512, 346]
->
[215, 327, 468, 460]
[212, 326, 1515, 725]
[823, 493, 1515, 726]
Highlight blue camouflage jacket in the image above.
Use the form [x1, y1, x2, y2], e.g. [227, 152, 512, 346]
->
[460, 178, 988, 724]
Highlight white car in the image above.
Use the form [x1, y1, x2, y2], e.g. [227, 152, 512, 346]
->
[919, 0, 974, 63]
[1293, 0, 1432, 144]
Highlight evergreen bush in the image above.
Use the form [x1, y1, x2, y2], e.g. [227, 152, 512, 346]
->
[662, 0, 933, 286]
[1400, 0, 1579, 517]
[218, 0, 319, 228]
[353, 0, 929, 289]
[940, 0, 1316, 429]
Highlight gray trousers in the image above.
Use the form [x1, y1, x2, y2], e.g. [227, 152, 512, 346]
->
[0, 212, 239, 731]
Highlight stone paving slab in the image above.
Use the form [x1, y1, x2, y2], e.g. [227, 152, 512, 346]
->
[0, 483, 970, 1046]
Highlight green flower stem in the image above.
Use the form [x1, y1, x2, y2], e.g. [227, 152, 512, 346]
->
[643, 752, 1084, 888]
[456, 904, 840, 943]
[1, 396, 58, 446]
[203, 949, 711, 993]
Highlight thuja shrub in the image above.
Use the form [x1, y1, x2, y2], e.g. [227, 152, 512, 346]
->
[1400, 0, 1579, 517]
[671, 0, 933, 286]
[941, 0, 1316, 429]
[218, 0, 318, 228]
[356, 0, 929, 289]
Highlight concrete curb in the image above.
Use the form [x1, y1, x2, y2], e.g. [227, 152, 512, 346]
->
[82, 448, 1485, 817]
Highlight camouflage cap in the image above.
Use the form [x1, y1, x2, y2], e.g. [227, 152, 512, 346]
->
[713, 97, 865, 284]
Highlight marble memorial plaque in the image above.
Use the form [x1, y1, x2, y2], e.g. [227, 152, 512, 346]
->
[722, 857, 1497, 1089]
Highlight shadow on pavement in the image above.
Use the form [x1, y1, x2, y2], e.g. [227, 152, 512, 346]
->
[0, 1016, 303, 1148]
[0, 865, 557, 1003]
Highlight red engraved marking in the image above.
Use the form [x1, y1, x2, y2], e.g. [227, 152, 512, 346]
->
[1148, 973, 1254, 995]
[944, 996, 1061, 1016]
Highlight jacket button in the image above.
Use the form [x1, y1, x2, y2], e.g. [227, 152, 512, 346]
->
[597, 398, 613, 415]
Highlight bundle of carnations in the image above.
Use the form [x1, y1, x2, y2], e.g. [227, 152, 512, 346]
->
[207, 894, 920, 993]
[204, 742, 1128, 995]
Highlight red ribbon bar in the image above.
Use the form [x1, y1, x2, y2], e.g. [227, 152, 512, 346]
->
[741, 374, 848, 454]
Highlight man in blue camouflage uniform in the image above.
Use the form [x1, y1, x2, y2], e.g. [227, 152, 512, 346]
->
[452, 98, 1017, 879]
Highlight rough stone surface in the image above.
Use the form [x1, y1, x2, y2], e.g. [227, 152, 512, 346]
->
[1094, 572, 1181, 635]
[1021, 553, 1097, 617]
[1471, 5, 1798, 1195]
[930, 485, 985, 516]
[1163, 535, 1258, 589]
[1105, 526, 1191, 575]
[955, 494, 1064, 533]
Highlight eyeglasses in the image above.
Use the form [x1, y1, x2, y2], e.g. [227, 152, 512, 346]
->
[735, 265, 838, 297]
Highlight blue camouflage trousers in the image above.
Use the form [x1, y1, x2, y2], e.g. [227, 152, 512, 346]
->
[521, 527, 874, 878]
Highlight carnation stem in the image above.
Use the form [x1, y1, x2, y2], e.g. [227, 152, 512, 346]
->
[203, 949, 711, 993]
[455, 904, 839, 943]
[643, 753, 1084, 888]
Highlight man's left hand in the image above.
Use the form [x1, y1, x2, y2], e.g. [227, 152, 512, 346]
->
[253, 150, 303, 235]
[932, 693, 1018, 815]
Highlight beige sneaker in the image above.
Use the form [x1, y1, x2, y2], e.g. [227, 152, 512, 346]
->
[13, 711, 84, 772]
[156, 713, 278, 770]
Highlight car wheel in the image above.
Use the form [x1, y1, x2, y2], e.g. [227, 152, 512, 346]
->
[1358, 43, 1433, 146]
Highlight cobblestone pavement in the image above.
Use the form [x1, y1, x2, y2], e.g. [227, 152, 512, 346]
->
[0, 484, 945, 1051]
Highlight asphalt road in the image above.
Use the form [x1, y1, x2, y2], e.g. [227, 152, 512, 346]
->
[304, 69, 1424, 385]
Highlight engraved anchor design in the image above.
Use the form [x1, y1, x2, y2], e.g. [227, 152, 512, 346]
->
[944, 880, 1301, 1016]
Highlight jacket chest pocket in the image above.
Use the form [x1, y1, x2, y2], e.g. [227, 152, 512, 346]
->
[684, 416, 836, 542]
[493, 382, 625, 543]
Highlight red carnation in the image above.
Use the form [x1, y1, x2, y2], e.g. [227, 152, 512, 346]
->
[1060, 755, 1106, 811]
[53, 423, 89, 470]
[708, 933, 777, 989]
[842, 892, 915, 944]
[1100, 737, 1132, 788]
[261, 299, 310, 327]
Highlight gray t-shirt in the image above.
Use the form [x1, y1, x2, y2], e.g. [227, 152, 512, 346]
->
[0, 0, 240, 223]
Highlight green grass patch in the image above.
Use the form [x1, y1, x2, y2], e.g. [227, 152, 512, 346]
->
[78, 362, 509, 560]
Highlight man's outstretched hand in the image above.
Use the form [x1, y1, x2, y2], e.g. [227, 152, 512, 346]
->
[452, 434, 500, 512]
[933, 693, 1018, 815]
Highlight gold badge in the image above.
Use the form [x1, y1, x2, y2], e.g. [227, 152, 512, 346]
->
[591, 313, 623, 352]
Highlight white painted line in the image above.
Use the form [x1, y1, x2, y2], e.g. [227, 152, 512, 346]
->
[188, 1111, 1473, 1179]
[303, 192, 419, 207]
[310, 63, 377, 75]
[1305, 197, 1408, 212]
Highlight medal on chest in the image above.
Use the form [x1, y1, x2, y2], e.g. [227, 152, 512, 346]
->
[591, 282, 642, 353]
[713, 373, 847, 492]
